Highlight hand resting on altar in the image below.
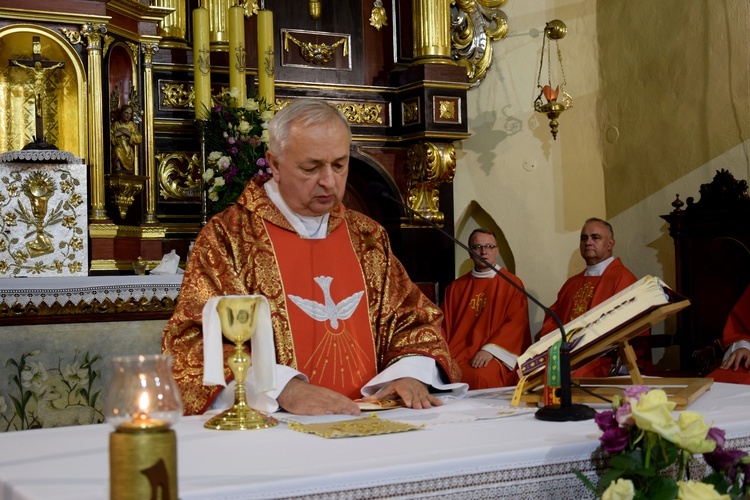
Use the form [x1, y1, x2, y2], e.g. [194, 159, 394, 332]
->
[277, 376, 442, 415]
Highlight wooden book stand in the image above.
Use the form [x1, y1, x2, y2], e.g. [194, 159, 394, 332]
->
[518, 298, 714, 410]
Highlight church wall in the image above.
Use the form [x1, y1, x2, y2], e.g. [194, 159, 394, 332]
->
[456, 0, 750, 337]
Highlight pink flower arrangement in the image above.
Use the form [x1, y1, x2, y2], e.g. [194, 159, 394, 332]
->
[203, 88, 273, 214]
[576, 385, 750, 499]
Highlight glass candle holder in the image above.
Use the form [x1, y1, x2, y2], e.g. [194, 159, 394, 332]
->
[105, 355, 182, 500]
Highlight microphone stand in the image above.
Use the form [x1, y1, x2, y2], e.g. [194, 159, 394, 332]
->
[376, 186, 595, 421]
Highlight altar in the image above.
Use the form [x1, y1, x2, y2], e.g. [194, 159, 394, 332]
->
[0, 382, 748, 499]
[0, 276, 182, 432]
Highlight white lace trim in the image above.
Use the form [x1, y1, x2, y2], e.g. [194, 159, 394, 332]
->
[0, 150, 82, 163]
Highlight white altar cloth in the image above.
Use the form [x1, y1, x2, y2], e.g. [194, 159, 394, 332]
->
[0, 275, 183, 308]
[0, 383, 749, 500]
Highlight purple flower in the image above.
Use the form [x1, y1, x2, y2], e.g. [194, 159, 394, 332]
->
[227, 137, 236, 145]
[616, 402, 633, 426]
[600, 426, 630, 454]
[256, 158, 267, 167]
[595, 410, 618, 432]
[624, 385, 650, 399]
[704, 449, 748, 482]
[212, 105, 223, 113]
[225, 164, 238, 184]
[707, 427, 726, 449]
[229, 147, 238, 155]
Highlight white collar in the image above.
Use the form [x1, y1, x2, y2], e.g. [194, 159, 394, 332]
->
[584, 256, 614, 277]
[264, 179, 329, 239]
[471, 264, 501, 279]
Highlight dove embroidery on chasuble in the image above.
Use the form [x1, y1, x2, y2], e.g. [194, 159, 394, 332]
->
[265, 222, 377, 398]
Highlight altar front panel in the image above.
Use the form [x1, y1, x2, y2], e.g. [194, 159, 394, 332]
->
[0, 158, 88, 277]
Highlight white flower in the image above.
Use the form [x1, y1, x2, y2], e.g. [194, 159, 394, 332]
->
[261, 130, 270, 143]
[202, 168, 214, 181]
[238, 120, 252, 134]
[208, 191, 219, 202]
[229, 87, 241, 101]
[602, 478, 635, 500]
[213, 176, 225, 187]
[64, 362, 89, 387]
[208, 151, 223, 162]
[218, 156, 231, 169]
[261, 110, 275, 122]
[21, 362, 48, 395]
[243, 99, 259, 112]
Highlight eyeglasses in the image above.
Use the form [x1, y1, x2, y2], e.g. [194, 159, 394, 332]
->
[470, 244, 497, 252]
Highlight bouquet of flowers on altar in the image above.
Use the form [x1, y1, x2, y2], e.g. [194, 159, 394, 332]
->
[575, 385, 750, 499]
[202, 88, 274, 215]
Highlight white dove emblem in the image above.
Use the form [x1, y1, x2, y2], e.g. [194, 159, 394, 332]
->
[288, 276, 364, 329]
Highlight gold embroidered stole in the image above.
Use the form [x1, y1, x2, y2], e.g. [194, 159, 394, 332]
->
[265, 222, 377, 398]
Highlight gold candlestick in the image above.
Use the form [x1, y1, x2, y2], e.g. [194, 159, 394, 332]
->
[204, 297, 279, 430]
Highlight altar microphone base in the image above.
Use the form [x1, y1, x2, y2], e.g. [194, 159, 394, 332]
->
[535, 403, 597, 422]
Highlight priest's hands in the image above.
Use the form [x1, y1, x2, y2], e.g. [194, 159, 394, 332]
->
[361, 377, 442, 410]
[277, 377, 360, 416]
[470, 350, 493, 368]
[720, 347, 750, 371]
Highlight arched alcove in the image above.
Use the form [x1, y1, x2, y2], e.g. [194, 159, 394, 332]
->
[454, 200, 516, 277]
[0, 24, 87, 155]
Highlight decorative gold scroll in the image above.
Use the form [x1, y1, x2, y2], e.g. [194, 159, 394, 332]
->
[405, 141, 456, 226]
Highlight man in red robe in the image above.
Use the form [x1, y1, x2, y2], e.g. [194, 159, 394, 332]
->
[441, 229, 531, 389]
[537, 218, 638, 377]
[708, 285, 750, 384]
[163, 99, 464, 416]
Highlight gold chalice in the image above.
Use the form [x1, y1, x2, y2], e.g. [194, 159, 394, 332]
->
[204, 297, 278, 430]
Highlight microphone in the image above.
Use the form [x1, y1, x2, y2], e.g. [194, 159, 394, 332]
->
[370, 182, 596, 422]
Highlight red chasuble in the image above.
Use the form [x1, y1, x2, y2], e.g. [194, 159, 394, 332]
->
[708, 285, 750, 385]
[539, 258, 638, 378]
[442, 271, 530, 389]
[265, 222, 377, 398]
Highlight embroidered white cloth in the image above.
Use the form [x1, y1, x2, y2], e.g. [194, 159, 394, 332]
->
[0, 275, 183, 308]
[202, 295, 276, 392]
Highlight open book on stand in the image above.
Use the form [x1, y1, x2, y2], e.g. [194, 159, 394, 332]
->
[517, 275, 678, 379]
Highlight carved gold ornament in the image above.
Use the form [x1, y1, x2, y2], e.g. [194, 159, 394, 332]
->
[284, 32, 348, 65]
[157, 152, 202, 200]
[161, 82, 194, 109]
[107, 174, 146, 219]
[369, 0, 388, 30]
[405, 142, 456, 226]
[451, 0, 509, 85]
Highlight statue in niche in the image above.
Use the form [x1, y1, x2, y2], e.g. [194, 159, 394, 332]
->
[110, 103, 143, 173]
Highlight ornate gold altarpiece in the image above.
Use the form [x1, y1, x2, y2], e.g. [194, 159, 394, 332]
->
[0, 0, 510, 293]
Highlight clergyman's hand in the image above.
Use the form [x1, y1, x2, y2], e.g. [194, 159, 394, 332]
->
[277, 377, 360, 416]
[361, 377, 442, 410]
[470, 350, 493, 368]
[720, 347, 750, 371]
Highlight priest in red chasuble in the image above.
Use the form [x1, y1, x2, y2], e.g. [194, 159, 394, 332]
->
[536, 218, 639, 377]
[441, 229, 531, 389]
[163, 99, 465, 416]
[708, 284, 750, 384]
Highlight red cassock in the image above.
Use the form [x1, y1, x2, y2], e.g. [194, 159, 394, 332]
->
[708, 285, 750, 384]
[539, 258, 638, 377]
[441, 270, 531, 389]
